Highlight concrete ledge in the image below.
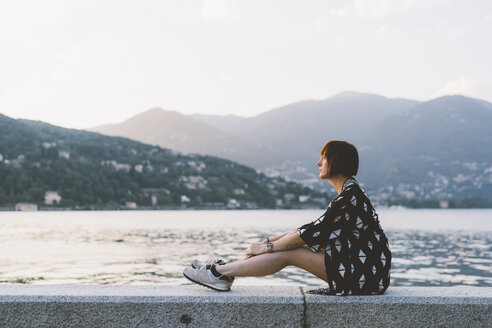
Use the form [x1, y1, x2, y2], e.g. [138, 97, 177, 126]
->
[0, 285, 490, 327]
[0, 285, 304, 328]
[305, 286, 492, 328]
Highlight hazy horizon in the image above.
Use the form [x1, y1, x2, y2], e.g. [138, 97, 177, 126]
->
[1, 0, 491, 129]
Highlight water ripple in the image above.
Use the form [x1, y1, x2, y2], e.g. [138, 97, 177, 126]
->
[0, 210, 490, 287]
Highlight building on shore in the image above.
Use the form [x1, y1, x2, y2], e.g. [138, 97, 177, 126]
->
[45, 191, 62, 205]
[125, 202, 137, 209]
[15, 203, 38, 211]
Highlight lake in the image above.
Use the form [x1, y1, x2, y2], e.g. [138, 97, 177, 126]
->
[0, 209, 491, 287]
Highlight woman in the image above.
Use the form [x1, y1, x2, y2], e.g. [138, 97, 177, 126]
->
[183, 140, 392, 295]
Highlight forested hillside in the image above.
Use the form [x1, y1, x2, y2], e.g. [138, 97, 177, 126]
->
[0, 114, 328, 209]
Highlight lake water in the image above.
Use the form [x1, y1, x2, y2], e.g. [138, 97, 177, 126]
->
[0, 209, 491, 287]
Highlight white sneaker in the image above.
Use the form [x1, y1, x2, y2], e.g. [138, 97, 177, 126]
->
[183, 264, 234, 292]
[191, 257, 225, 269]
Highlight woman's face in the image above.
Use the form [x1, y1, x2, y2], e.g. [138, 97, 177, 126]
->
[317, 156, 329, 179]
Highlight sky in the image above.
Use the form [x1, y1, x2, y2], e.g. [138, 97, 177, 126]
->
[0, 0, 491, 129]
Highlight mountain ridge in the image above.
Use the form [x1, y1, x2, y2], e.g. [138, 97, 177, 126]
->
[88, 91, 492, 202]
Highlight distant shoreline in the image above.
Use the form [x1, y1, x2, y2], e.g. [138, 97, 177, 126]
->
[0, 205, 324, 212]
[1, 205, 491, 211]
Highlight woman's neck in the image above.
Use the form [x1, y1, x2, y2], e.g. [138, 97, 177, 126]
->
[329, 175, 350, 195]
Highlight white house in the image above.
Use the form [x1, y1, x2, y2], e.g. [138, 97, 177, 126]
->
[125, 202, 137, 209]
[283, 193, 296, 202]
[180, 176, 208, 190]
[44, 191, 62, 205]
[100, 160, 131, 172]
[227, 198, 240, 208]
[299, 195, 310, 203]
[59, 151, 70, 159]
[15, 203, 38, 211]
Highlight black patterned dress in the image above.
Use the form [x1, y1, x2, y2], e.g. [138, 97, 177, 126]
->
[298, 177, 391, 295]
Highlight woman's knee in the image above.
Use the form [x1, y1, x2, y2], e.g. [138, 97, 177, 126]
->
[267, 250, 290, 267]
[265, 247, 312, 266]
[281, 247, 308, 266]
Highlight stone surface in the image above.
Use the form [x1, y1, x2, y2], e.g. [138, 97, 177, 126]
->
[0, 285, 491, 327]
[304, 286, 492, 328]
[0, 285, 304, 328]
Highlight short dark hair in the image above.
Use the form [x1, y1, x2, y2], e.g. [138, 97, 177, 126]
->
[320, 140, 359, 178]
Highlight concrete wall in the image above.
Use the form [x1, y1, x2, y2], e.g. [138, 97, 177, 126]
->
[0, 285, 490, 327]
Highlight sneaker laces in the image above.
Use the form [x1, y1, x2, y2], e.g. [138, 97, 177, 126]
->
[204, 257, 224, 270]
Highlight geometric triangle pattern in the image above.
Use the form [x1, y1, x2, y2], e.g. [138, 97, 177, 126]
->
[299, 177, 392, 295]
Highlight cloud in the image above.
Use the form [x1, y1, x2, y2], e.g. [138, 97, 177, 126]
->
[431, 78, 475, 98]
[219, 74, 234, 81]
[327, 0, 450, 19]
[50, 45, 81, 83]
[200, 0, 243, 20]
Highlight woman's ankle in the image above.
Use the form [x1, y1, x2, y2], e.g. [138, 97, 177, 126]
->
[215, 263, 229, 276]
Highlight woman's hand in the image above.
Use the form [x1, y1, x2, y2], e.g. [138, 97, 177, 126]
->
[243, 242, 267, 260]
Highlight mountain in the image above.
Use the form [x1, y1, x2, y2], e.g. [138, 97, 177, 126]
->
[188, 92, 492, 202]
[93, 92, 419, 178]
[87, 91, 492, 205]
[221, 91, 420, 172]
[0, 113, 327, 209]
[92, 108, 224, 147]
[190, 113, 245, 132]
[362, 95, 492, 200]
[373, 95, 492, 162]
[90, 108, 282, 168]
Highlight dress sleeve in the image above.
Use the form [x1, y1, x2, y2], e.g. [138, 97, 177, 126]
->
[297, 195, 350, 252]
[297, 218, 324, 252]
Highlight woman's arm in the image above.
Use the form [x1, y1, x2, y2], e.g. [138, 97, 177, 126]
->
[262, 230, 294, 243]
[271, 229, 305, 251]
[246, 229, 305, 257]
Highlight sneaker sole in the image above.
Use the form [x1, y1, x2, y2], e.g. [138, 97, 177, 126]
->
[182, 271, 230, 292]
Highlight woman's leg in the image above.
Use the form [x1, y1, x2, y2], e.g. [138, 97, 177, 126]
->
[215, 247, 328, 282]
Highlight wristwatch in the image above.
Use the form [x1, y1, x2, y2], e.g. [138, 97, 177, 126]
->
[267, 242, 273, 253]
